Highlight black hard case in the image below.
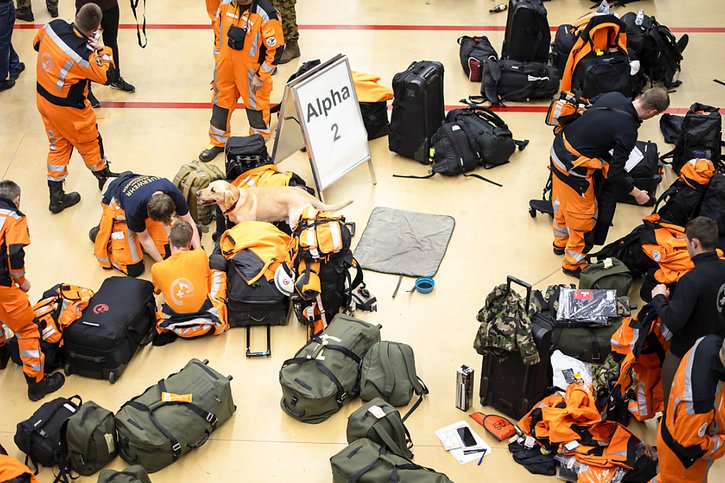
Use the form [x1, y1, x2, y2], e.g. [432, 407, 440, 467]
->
[479, 276, 553, 420]
[389, 61, 445, 162]
[62, 277, 155, 383]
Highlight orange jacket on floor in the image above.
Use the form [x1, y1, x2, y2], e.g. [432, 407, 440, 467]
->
[232, 165, 301, 189]
[219, 221, 290, 283]
[657, 335, 725, 483]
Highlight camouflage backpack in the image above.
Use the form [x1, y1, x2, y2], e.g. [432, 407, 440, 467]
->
[173, 160, 225, 229]
[474, 283, 539, 365]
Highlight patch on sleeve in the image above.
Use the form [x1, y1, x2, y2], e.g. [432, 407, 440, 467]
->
[698, 423, 708, 438]
[95, 57, 103, 67]
[266, 37, 277, 47]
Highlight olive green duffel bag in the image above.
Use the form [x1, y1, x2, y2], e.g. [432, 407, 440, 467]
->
[330, 438, 453, 483]
[580, 257, 632, 297]
[359, 341, 428, 408]
[280, 314, 381, 424]
[97, 465, 151, 483]
[347, 398, 413, 459]
[115, 359, 235, 473]
[61, 401, 117, 476]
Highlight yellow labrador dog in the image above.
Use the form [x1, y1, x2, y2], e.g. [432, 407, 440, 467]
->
[197, 180, 353, 227]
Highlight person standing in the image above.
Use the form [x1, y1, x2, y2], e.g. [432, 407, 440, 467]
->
[0, 181, 66, 401]
[550, 87, 669, 277]
[75, 0, 135, 108]
[198, 0, 284, 162]
[651, 216, 725, 406]
[34, 3, 119, 213]
[655, 334, 725, 483]
[269, 0, 300, 64]
[0, 0, 24, 92]
[14, 0, 57, 23]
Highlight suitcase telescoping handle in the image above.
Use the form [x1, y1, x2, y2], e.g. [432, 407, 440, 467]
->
[67, 351, 107, 364]
[506, 276, 532, 312]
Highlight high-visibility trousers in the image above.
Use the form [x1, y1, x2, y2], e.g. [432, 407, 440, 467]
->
[551, 169, 597, 271]
[209, 57, 273, 146]
[0, 286, 43, 382]
[37, 95, 106, 181]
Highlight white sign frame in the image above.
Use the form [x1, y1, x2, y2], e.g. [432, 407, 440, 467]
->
[271, 54, 376, 201]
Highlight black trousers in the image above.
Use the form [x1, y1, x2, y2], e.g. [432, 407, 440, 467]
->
[100, 4, 120, 73]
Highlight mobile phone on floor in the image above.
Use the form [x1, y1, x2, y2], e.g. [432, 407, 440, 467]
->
[457, 426, 477, 447]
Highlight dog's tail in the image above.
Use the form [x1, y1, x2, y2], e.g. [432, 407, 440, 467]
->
[312, 198, 354, 213]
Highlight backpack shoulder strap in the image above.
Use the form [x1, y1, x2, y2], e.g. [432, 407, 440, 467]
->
[376, 343, 395, 399]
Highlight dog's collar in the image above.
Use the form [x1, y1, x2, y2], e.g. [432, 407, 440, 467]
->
[222, 190, 240, 215]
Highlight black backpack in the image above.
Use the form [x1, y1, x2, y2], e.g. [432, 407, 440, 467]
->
[550, 23, 577, 75]
[501, 0, 550, 63]
[621, 11, 688, 88]
[481, 59, 559, 105]
[697, 173, 725, 238]
[457, 35, 498, 82]
[224, 135, 271, 181]
[661, 103, 723, 174]
[14, 396, 82, 472]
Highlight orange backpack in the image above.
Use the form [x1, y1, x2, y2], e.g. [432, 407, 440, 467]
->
[0, 443, 38, 483]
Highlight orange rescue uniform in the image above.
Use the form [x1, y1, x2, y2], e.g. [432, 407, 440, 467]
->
[656, 335, 725, 483]
[151, 250, 228, 338]
[209, 0, 284, 143]
[33, 20, 117, 182]
[0, 198, 44, 382]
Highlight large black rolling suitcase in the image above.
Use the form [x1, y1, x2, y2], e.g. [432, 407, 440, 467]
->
[479, 277, 553, 420]
[227, 252, 289, 358]
[62, 277, 155, 383]
[618, 140, 662, 205]
[389, 61, 445, 163]
[501, 0, 550, 64]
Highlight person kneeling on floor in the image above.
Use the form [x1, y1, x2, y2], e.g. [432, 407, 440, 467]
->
[0, 180, 65, 401]
[656, 285, 725, 483]
[150, 220, 228, 344]
[551, 87, 669, 278]
[91, 173, 201, 277]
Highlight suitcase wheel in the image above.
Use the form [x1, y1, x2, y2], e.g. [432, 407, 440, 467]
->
[63, 363, 71, 376]
[108, 371, 117, 384]
[529, 208, 537, 218]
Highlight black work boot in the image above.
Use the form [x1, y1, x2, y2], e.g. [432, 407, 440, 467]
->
[26, 372, 66, 402]
[0, 344, 9, 370]
[92, 165, 119, 191]
[89, 225, 100, 242]
[14, 7, 34, 22]
[48, 181, 81, 214]
[47, 3, 58, 18]
[199, 145, 224, 163]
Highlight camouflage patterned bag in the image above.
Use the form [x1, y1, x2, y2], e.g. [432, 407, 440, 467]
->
[474, 281, 540, 366]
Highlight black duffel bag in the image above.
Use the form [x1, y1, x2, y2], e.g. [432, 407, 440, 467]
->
[224, 135, 271, 181]
[482, 59, 560, 105]
[457, 35, 497, 82]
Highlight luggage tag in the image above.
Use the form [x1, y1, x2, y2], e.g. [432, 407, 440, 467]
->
[161, 392, 193, 403]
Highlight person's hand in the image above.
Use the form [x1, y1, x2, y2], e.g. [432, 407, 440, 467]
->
[19, 279, 31, 292]
[87, 30, 104, 50]
[651, 284, 669, 299]
[632, 188, 650, 205]
[251, 75, 263, 92]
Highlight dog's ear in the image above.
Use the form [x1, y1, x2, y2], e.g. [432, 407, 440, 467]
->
[224, 185, 240, 209]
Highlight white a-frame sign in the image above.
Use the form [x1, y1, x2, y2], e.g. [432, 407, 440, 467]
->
[271, 54, 376, 201]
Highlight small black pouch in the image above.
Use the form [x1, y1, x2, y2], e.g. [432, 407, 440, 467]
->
[228, 24, 247, 50]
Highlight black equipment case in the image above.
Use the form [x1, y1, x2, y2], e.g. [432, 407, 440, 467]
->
[389, 61, 445, 162]
[62, 277, 155, 384]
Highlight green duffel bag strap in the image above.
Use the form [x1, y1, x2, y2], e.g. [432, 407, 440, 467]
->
[378, 343, 396, 400]
[371, 416, 411, 459]
[399, 345, 428, 422]
[126, 380, 219, 461]
[282, 356, 350, 409]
